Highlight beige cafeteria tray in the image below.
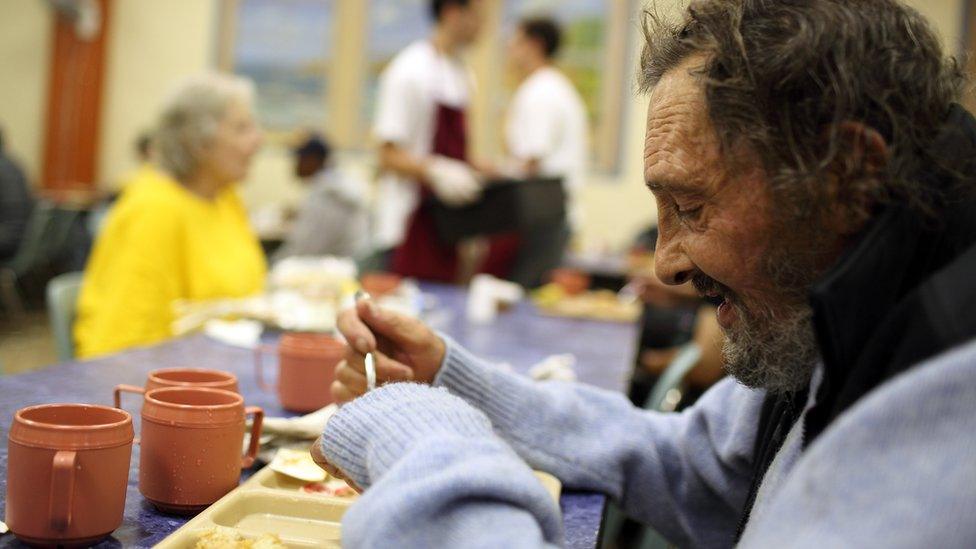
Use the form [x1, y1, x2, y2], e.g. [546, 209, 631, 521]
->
[155, 465, 562, 548]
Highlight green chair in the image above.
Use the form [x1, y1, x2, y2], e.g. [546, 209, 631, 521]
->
[601, 342, 703, 549]
[0, 202, 81, 313]
[46, 271, 84, 361]
[643, 343, 703, 413]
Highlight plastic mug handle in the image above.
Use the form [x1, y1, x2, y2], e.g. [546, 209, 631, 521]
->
[114, 383, 145, 408]
[253, 344, 276, 392]
[49, 450, 77, 531]
[114, 384, 144, 444]
[241, 406, 264, 469]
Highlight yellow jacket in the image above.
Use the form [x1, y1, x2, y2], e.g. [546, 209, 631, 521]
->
[75, 172, 266, 358]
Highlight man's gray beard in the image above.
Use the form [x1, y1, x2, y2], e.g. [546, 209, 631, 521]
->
[721, 301, 820, 394]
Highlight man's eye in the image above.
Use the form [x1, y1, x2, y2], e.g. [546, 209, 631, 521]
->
[676, 205, 703, 221]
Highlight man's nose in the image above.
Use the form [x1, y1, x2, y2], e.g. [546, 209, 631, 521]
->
[654, 234, 695, 286]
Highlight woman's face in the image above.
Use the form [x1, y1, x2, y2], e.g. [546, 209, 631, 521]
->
[199, 98, 263, 186]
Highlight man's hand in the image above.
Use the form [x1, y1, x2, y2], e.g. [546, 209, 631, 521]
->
[333, 300, 447, 403]
[309, 435, 362, 493]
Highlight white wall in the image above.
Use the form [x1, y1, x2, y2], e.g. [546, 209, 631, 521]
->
[99, 0, 307, 206]
[98, 0, 219, 188]
[912, 0, 965, 55]
[0, 1, 52, 183]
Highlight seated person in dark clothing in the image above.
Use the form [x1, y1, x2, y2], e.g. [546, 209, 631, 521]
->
[0, 128, 34, 263]
[628, 226, 725, 409]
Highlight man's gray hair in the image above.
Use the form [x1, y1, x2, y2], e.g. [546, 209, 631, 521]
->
[638, 0, 966, 219]
[154, 73, 255, 182]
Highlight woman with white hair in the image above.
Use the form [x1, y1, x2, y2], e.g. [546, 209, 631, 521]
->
[75, 73, 266, 358]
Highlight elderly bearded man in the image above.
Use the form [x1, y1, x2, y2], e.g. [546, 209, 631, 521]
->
[312, 0, 976, 547]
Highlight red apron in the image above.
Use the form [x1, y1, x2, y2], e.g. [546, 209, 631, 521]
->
[392, 103, 519, 282]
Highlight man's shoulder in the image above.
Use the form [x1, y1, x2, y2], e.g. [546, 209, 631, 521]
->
[740, 338, 976, 546]
[384, 41, 432, 80]
[826, 337, 976, 443]
[112, 175, 191, 227]
[885, 338, 976, 402]
[519, 68, 586, 112]
[0, 153, 28, 182]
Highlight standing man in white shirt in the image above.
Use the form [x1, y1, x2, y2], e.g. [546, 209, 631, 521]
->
[505, 17, 589, 287]
[371, 0, 520, 282]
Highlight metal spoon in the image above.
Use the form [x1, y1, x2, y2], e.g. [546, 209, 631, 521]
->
[354, 290, 377, 391]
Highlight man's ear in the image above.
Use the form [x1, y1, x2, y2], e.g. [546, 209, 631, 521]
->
[823, 121, 889, 236]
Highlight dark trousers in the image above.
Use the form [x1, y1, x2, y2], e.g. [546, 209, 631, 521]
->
[508, 223, 571, 289]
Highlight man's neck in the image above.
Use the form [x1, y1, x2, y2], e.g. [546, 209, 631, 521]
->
[518, 58, 550, 82]
[181, 171, 221, 200]
[431, 27, 460, 57]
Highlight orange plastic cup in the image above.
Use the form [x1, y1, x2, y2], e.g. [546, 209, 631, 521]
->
[360, 272, 403, 297]
[6, 404, 133, 546]
[255, 333, 346, 412]
[137, 387, 263, 515]
[114, 367, 239, 409]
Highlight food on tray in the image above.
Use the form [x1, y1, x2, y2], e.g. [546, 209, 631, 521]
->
[548, 268, 591, 295]
[532, 284, 640, 322]
[195, 527, 285, 549]
[269, 448, 327, 483]
[302, 479, 358, 498]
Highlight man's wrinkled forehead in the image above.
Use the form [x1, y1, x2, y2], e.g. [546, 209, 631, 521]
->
[643, 56, 718, 189]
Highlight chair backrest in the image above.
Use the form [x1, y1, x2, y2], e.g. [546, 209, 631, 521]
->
[44, 207, 83, 265]
[6, 201, 54, 273]
[644, 342, 702, 412]
[46, 271, 84, 362]
[5, 202, 81, 276]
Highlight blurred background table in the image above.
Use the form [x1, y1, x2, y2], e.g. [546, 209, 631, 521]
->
[0, 282, 638, 548]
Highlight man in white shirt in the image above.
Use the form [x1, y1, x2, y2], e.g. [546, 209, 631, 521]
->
[372, 0, 519, 282]
[505, 17, 589, 287]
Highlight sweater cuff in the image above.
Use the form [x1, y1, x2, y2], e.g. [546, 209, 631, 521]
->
[321, 383, 494, 490]
[433, 334, 526, 438]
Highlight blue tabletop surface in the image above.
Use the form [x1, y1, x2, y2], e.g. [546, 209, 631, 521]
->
[0, 283, 637, 548]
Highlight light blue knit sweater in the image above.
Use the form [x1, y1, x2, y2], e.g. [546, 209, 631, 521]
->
[321, 336, 976, 548]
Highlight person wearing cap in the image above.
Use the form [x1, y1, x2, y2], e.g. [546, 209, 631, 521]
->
[504, 17, 589, 288]
[272, 135, 369, 262]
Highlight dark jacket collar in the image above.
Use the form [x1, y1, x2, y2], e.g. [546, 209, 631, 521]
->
[806, 103, 976, 441]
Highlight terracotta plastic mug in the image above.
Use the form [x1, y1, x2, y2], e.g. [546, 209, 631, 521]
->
[136, 387, 263, 515]
[6, 404, 133, 547]
[254, 332, 345, 412]
[114, 367, 239, 408]
[360, 272, 402, 297]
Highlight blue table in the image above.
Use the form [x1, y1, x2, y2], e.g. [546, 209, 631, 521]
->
[0, 284, 637, 548]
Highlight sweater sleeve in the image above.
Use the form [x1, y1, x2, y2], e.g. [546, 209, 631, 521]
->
[321, 383, 564, 548]
[433, 336, 766, 548]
